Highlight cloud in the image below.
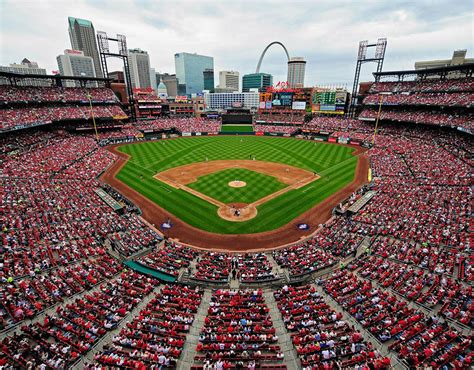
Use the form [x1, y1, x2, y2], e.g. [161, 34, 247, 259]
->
[0, 0, 472, 86]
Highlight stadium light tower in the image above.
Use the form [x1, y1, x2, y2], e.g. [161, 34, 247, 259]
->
[349, 38, 387, 117]
[97, 31, 136, 121]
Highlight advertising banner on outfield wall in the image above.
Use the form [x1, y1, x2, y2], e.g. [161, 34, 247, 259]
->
[328, 137, 337, 143]
[338, 137, 349, 144]
[351, 139, 361, 146]
[195, 132, 201, 136]
[256, 132, 264, 136]
[182, 132, 192, 136]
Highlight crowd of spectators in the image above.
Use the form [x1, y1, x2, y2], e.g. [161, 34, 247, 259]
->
[1, 132, 163, 281]
[359, 108, 473, 130]
[357, 255, 473, 327]
[255, 112, 305, 125]
[323, 270, 472, 367]
[192, 252, 232, 282]
[1, 254, 121, 330]
[234, 254, 278, 283]
[1, 271, 159, 369]
[272, 243, 337, 277]
[363, 91, 473, 107]
[94, 284, 202, 368]
[253, 124, 298, 134]
[1, 104, 127, 130]
[195, 289, 283, 367]
[0, 86, 118, 104]
[135, 118, 221, 133]
[361, 77, 474, 131]
[274, 284, 391, 369]
[137, 243, 198, 277]
[368, 78, 474, 94]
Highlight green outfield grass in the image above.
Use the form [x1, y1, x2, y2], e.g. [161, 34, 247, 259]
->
[116, 136, 358, 234]
[220, 125, 254, 133]
[188, 168, 287, 204]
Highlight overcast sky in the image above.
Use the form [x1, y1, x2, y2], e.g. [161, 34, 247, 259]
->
[1, 0, 472, 86]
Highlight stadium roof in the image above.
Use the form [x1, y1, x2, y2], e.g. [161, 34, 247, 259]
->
[0, 70, 111, 82]
[373, 63, 474, 78]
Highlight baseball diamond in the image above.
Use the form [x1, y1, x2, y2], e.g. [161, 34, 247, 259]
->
[102, 136, 368, 250]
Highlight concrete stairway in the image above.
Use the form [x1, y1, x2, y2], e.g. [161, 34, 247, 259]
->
[263, 290, 299, 370]
[177, 289, 212, 370]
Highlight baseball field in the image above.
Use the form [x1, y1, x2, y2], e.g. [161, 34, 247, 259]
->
[109, 136, 361, 236]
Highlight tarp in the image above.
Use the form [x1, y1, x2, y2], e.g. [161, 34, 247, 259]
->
[124, 261, 176, 282]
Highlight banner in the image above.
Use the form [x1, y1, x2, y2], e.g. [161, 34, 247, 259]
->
[259, 101, 266, 109]
[255, 132, 264, 136]
[182, 132, 191, 136]
[292, 101, 306, 110]
[195, 132, 201, 136]
[328, 137, 337, 143]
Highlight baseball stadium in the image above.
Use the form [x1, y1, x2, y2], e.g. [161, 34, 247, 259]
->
[1, 5, 473, 370]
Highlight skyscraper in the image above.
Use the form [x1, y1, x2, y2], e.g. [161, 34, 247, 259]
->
[68, 16, 102, 78]
[174, 52, 214, 95]
[203, 69, 215, 92]
[56, 49, 96, 87]
[160, 73, 178, 98]
[128, 48, 151, 89]
[218, 71, 239, 92]
[287, 57, 306, 88]
[242, 73, 273, 92]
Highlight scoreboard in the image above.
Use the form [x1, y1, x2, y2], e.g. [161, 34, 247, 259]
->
[312, 91, 348, 114]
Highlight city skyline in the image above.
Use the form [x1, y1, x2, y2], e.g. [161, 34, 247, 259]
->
[0, 0, 472, 86]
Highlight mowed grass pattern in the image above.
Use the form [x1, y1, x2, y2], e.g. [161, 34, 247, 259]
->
[117, 136, 358, 234]
[220, 125, 254, 133]
[188, 168, 287, 204]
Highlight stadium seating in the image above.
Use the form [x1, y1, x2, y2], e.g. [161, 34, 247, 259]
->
[274, 285, 391, 369]
[135, 117, 221, 133]
[94, 284, 202, 368]
[194, 289, 284, 368]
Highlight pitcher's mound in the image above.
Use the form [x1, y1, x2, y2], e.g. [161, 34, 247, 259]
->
[228, 180, 247, 188]
[218, 203, 257, 222]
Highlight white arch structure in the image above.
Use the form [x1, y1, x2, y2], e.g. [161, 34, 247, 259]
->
[256, 41, 290, 73]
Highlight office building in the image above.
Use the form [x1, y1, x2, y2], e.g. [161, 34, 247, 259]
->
[218, 70, 239, 92]
[203, 69, 215, 92]
[56, 49, 96, 87]
[68, 16, 102, 78]
[204, 92, 259, 110]
[242, 73, 273, 92]
[415, 50, 473, 78]
[128, 48, 151, 89]
[0, 58, 48, 86]
[287, 57, 306, 88]
[174, 52, 214, 95]
[150, 67, 157, 94]
[160, 73, 178, 98]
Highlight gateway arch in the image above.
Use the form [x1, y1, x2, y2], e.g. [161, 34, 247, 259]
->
[256, 41, 290, 73]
